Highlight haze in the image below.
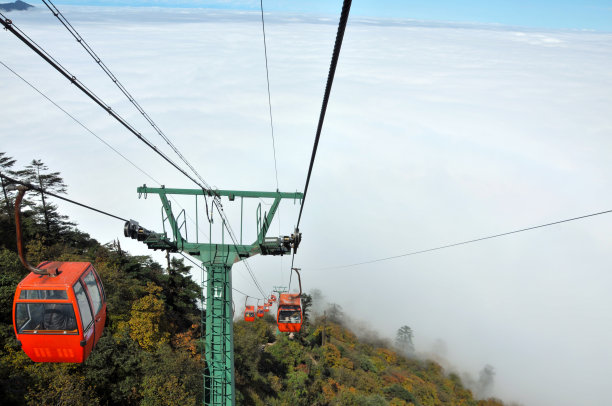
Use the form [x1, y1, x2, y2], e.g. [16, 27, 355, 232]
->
[1, 5, 611, 405]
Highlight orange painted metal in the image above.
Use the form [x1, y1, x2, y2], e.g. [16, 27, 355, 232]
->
[244, 305, 255, 322]
[256, 306, 264, 318]
[13, 262, 106, 363]
[276, 293, 302, 332]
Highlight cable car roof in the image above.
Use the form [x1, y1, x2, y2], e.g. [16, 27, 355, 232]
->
[17, 262, 92, 289]
[279, 293, 301, 306]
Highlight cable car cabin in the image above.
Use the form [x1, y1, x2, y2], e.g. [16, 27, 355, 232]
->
[13, 262, 106, 363]
[270, 294, 277, 302]
[244, 306, 255, 322]
[277, 293, 302, 333]
[256, 306, 265, 318]
[263, 304, 270, 313]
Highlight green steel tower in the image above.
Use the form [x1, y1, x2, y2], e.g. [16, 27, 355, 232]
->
[124, 185, 303, 405]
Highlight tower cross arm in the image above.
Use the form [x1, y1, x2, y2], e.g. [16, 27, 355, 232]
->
[136, 185, 304, 201]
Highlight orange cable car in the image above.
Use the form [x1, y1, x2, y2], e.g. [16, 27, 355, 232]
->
[263, 304, 270, 313]
[14, 262, 107, 363]
[256, 305, 265, 318]
[244, 296, 255, 322]
[244, 306, 255, 322]
[270, 294, 277, 302]
[277, 268, 303, 333]
[10, 186, 107, 363]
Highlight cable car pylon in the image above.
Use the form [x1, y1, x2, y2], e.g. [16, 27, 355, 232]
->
[124, 185, 302, 406]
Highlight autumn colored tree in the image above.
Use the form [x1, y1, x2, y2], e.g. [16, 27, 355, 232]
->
[128, 283, 170, 351]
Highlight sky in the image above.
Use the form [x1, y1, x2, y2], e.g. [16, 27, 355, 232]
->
[35, 0, 612, 31]
[1, 3, 612, 406]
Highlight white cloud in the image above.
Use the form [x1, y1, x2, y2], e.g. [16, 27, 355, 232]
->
[1, 7, 612, 405]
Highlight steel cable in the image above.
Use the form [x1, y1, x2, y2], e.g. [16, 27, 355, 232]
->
[0, 174, 128, 222]
[0, 13, 207, 191]
[41, 0, 213, 192]
[319, 208, 612, 270]
[290, 0, 352, 280]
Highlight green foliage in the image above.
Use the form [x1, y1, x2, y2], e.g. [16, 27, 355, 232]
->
[0, 154, 511, 406]
[0, 154, 204, 405]
[234, 312, 507, 406]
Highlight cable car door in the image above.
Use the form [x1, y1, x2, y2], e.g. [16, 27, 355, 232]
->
[74, 280, 95, 359]
[82, 267, 106, 345]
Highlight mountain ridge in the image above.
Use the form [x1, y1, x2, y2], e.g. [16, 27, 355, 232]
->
[0, 1, 33, 12]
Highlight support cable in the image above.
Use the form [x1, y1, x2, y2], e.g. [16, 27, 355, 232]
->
[212, 203, 267, 298]
[0, 59, 157, 185]
[295, 0, 352, 229]
[1, 10, 267, 299]
[290, 0, 352, 281]
[0, 59, 209, 242]
[178, 251, 263, 300]
[259, 0, 279, 190]
[319, 208, 612, 270]
[41, 0, 212, 191]
[0, 13, 206, 190]
[259, 0, 284, 286]
[0, 174, 128, 222]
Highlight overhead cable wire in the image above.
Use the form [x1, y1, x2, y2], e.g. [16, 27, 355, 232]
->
[38, 1, 269, 297]
[295, 0, 352, 230]
[319, 208, 612, 270]
[259, 0, 279, 190]
[41, 0, 212, 191]
[0, 59, 210, 242]
[290, 0, 352, 279]
[0, 59, 158, 185]
[0, 10, 266, 298]
[0, 13, 207, 190]
[178, 251, 263, 299]
[0, 174, 128, 222]
[259, 0, 284, 285]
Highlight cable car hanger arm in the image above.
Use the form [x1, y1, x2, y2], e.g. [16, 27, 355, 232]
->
[10, 185, 58, 276]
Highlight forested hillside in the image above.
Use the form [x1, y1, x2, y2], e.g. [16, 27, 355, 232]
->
[0, 152, 510, 405]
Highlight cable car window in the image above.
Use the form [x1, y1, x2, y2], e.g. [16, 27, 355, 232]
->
[19, 290, 68, 300]
[95, 269, 106, 302]
[74, 281, 93, 331]
[15, 303, 78, 333]
[278, 307, 301, 323]
[83, 271, 102, 315]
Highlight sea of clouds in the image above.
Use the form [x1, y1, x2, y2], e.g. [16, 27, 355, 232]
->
[1, 6, 612, 405]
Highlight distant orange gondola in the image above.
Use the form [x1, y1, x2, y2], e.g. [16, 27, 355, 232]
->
[256, 306, 265, 318]
[277, 268, 303, 333]
[244, 305, 255, 322]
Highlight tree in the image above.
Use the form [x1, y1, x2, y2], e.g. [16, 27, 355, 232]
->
[326, 303, 344, 324]
[161, 256, 200, 333]
[395, 325, 415, 356]
[0, 152, 17, 219]
[14, 159, 72, 238]
[301, 293, 312, 325]
[128, 283, 170, 351]
[476, 364, 495, 398]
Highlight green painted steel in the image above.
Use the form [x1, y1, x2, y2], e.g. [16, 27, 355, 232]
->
[137, 185, 303, 200]
[132, 185, 303, 406]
